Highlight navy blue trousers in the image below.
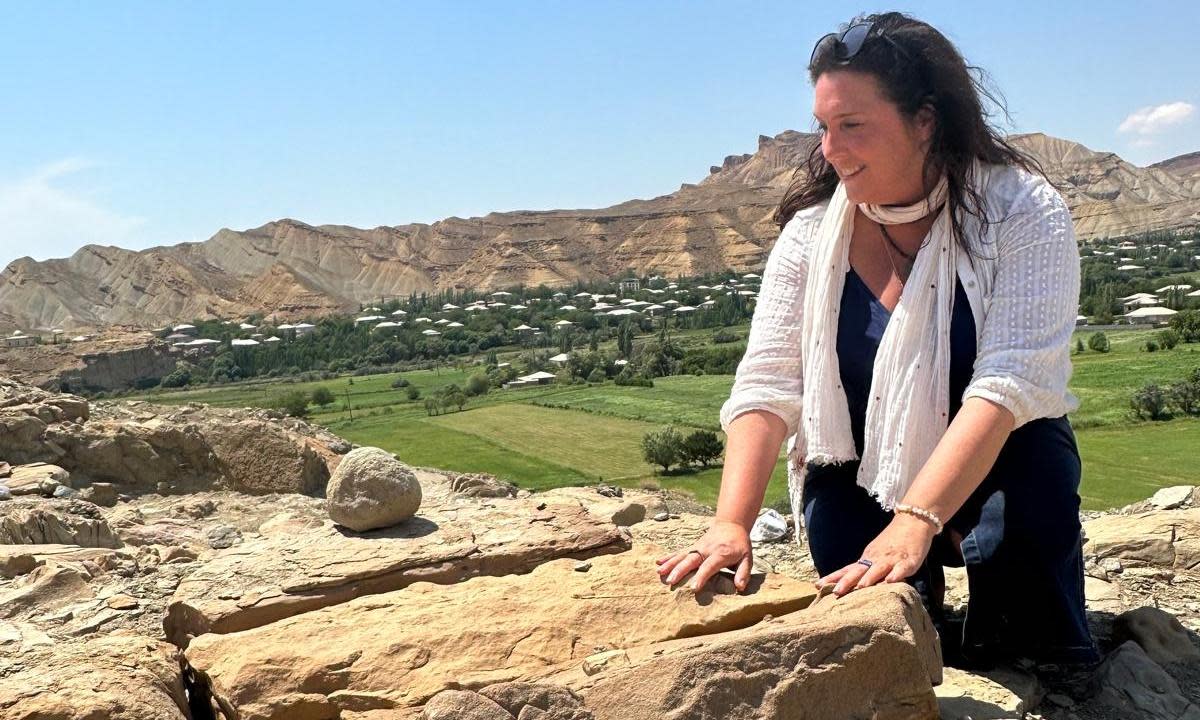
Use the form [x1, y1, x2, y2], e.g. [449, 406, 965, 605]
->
[802, 416, 1100, 665]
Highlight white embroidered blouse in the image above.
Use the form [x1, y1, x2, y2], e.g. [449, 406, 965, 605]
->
[719, 163, 1081, 468]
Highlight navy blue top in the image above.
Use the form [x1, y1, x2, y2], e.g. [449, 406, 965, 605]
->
[837, 268, 978, 455]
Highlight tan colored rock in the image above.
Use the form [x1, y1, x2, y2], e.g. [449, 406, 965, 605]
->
[431, 584, 940, 720]
[0, 563, 93, 620]
[1114, 606, 1200, 665]
[0, 543, 122, 579]
[184, 546, 816, 719]
[327, 447, 422, 531]
[166, 473, 630, 644]
[0, 499, 119, 547]
[0, 631, 188, 720]
[3, 462, 69, 495]
[539, 486, 665, 527]
[936, 666, 1042, 720]
[1083, 509, 1200, 569]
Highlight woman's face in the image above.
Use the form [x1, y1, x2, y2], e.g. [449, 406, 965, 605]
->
[813, 69, 934, 206]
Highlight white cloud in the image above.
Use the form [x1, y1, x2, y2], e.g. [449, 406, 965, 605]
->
[0, 158, 147, 263]
[1118, 101, 1196, 136]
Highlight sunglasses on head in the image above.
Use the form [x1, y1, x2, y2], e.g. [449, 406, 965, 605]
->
[809, 21, 910, 69]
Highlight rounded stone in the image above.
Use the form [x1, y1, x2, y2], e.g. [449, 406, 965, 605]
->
[326, 447, 422, 531]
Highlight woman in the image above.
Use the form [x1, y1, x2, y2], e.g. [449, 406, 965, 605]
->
[656, 12, 1098, 666]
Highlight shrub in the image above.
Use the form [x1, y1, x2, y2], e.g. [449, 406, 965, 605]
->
[1087, 332, 1110, 353]
[641, 426, 683, 473]
[443, 391, 467, 411]
[1144, 340, 1159, 353]
[406, 385, 420, 401]
[310, 387, 335, 407]
[1130, 383, 1170, 421]
[1159, 329, 1179, 350]
[391, 376, 410, 389]
[160, 368, 192, 388]
[681, 430, 724, 468]
[1075, 338, 1085, 354]
[1169, 310, 1200, 343]
[586, 368, 606, 384]
[712, 329, 741, 344]
[614, 370, 654, 387]
[1170, 369, 1200, 416]
[464, 373, 490, 397]
[277, 390, 310, 418]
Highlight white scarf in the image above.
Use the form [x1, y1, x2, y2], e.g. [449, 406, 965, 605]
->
[793, 176, 954, 511]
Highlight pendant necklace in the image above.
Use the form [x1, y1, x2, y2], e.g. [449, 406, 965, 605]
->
[877, 222, 915, 285]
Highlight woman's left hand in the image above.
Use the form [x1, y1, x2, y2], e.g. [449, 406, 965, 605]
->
[817, 513, 938, 596]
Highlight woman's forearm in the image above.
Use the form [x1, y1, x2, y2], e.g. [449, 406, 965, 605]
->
[900, 396, 1015, 524]
[714, 410, 790, 530]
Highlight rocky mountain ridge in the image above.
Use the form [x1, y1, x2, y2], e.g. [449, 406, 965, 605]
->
[2, 131, 1198, 333]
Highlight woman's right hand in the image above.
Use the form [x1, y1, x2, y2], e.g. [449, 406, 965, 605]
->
[655, 520, 754, 593]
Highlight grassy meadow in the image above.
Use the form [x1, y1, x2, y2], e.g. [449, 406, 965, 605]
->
[133, 325, 1198, 511]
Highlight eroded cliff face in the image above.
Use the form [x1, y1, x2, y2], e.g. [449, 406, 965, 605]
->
[2, 131, 1197, 332]
[0, 333, 178, 393]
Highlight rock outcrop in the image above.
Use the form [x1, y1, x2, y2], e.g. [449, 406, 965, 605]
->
[0, 377, 346, 496]
[2, 370, 1199, 719]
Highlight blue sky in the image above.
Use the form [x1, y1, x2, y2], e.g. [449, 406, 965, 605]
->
[1, 1, 1196, 266]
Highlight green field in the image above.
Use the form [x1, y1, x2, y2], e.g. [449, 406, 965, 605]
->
[132, 326, 1198, 512]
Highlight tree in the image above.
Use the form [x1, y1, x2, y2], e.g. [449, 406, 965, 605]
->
[423, 397, 440, 416]
[681, 430, 724, 468]
[1131, 383, 1170, 421]
[617, 320, 635, 358]
[443, 391, 467, 412]
[641, 426, 683, 473]
[310, 386, 335, 408]
[465, 373, 490, 397]
[1074, 338, 1085, 354]
[1169, 310, 1200, 343]
[406, 385, 421, 401]
[278, 390, 310, 418]
[1087, 332, 1110, 353]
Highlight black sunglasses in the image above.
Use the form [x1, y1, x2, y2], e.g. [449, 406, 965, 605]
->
[809, 21, 910, 69]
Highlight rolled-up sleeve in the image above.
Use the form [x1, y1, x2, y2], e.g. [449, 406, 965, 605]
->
[718, 208, 821, 436]
[962, 181, 1080, 428]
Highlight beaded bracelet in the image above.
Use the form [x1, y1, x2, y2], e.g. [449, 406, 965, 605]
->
[894, 503, 944, 534]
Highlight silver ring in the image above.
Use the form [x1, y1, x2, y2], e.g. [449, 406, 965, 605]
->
[856, 558, 874, 568]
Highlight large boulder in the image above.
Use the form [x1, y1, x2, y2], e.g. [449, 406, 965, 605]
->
[0, 623, 189, 720]
[1089, 641, 1200, 720]
[425, 583, 941, 720]
[1114, 606, 1200, 665]
[184, 546, 817, 720]
[327, 447, 422, 531]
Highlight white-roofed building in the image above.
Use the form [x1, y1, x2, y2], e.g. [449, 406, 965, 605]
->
[354, 315, 386, 325]
[239, 322, 257, 331]
[391, 309, 408, 316]
[422, 329, 442, 336]
[373, 321, 403, 332]
[435, 318, 450, 325]
[554, 319, 575, 327]
[1125, 307, 1178, 324]
[4, 331, 36, 348]
[172, 324, 198, 335]
[231, 338, 260, 347]
[549, 353, 571, 364]
[264, 336, 282, 344]
[515, 324, 535, 331]
[607, 308, 639, 317]
[674, 305, 696, 313]
[558, 305, 577, 311]
[294, 323, 316, 336]
[447, 321, 464, 328]
[1117, 265, 1145, 271]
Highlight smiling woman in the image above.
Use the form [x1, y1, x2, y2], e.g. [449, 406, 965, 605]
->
[657, 11, 1099, 669]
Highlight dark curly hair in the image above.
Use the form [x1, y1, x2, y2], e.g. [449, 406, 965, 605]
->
[775, 11, 1044, 252]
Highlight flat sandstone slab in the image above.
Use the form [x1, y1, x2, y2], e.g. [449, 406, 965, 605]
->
[0, 624, 189, 720]
[185, 546, 817, 720]
[166, 471, 630, 644]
